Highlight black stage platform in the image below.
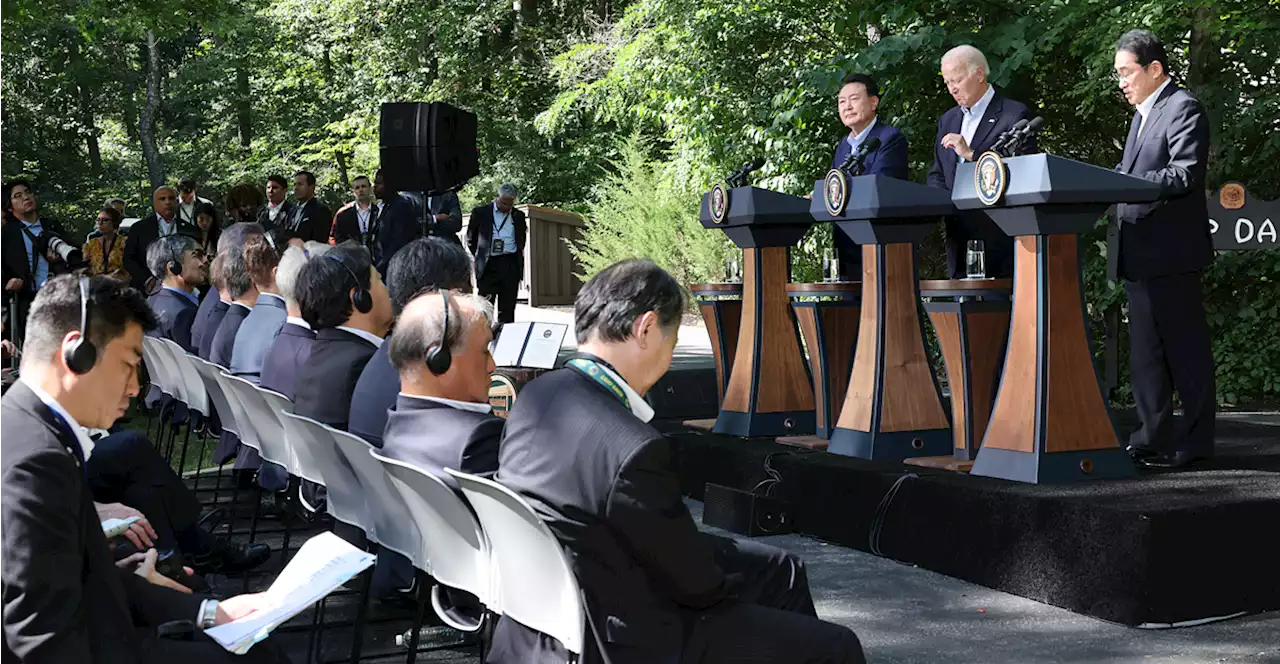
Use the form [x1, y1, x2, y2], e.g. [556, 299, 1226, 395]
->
[657, 411, 1280, 626]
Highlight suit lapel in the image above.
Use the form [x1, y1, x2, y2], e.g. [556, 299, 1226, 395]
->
[1121, 112, 1142, 172]
[1123, 83, 1179, 173]
[971, 94, 1003, 153]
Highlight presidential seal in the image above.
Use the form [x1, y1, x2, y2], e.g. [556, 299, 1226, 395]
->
[823, 168, 849, 217]
[710, 184, 730, 224]
[974, 151, 1008, 207]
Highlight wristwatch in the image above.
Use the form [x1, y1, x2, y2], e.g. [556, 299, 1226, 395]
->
[199, 599, 220, 630]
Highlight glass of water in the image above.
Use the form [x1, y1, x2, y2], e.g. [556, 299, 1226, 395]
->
[726, 256, 742, 283]
[966, 240, 986, 279]
[823, 249, 839, 282]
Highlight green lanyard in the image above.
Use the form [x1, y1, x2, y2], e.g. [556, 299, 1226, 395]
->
[566, 358, 630, 410]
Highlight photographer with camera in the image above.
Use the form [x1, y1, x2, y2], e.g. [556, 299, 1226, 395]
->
[2, 179, 77, 348]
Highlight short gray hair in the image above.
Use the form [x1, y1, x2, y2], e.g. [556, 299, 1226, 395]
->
[217, 221, 264, 254]
[221, 246, 254, 299]
[147, 234, 199, 280]
[942, 45, 989, 77]
[497, 183, 518, 200]
[277, 246, 308, 307]
[153, 185, 178, 198]
[387, 290, 494, 374]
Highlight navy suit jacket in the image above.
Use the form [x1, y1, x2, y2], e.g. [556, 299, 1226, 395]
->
[348, 343, 399, 448]
[381, 395, 503, 487]
[147, 288, 200, 354]
[259, 323, 315, 402]
[230, 294, 288, 380]
[209, 303, 251, 369]
[197, 301, 232, 363]
[830, 120, 910, 268]
[926, 89, 1034, 191]
[294, 328, 379, 431]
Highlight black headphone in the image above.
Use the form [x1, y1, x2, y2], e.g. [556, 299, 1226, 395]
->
[425, 290, 453, 375]
[326, 254, 373, 314]
[167, 259, 183, 276]
[64, 277, 98, 374]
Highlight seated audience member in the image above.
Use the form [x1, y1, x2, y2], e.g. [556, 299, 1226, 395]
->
[193, 253, 231, 360]
[491, 259, 866, 664]
[230, 230, 289, 380]
[209, 223, 265, 368]
[1, 275, 287, 663]
[146, 235, 207, 354]
[83, 206, 131, 282]
[292, 242, 392, 431]
[349, 237, 474, 447]
[259, 242, 331, 401]
[383, 289, 501, 478]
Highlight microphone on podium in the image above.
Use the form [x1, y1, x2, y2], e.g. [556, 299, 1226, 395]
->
[839, 136, 882, 175]
[726, 157, 765, 187]
[1004, 116, 1044, 156]
[990, 119, 1029, 155]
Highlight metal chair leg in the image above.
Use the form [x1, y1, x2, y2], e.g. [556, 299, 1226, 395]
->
[348, 567, 373, 664]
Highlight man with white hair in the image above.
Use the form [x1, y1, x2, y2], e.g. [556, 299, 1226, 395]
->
[466, 182, 526, 324]
[123, 185, 193, 292]
[926, 44, 1035, 278]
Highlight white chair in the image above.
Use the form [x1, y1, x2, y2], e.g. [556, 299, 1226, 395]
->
[255, 387, 299, 477]
[373, 452, 493, 632]
[277, 412, 371, 537]
[328, 430, 420, 561]
[139, 337, 175, 441]
[448, 469, 585, 658]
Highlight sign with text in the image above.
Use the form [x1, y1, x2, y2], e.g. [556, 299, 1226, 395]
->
[1207, 183, 1279, 251]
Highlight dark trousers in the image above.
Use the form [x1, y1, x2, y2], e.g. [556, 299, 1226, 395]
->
[478, 253, 520, 324]
[945, 214, 1014, 279]
[87, 431, 203, 554]
[1124, 272, 1216, 456]
[144, 629, 291, 663]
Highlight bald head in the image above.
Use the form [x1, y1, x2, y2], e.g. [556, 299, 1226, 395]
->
[152, 186, 178, 220]
[388, 290, 496, 403]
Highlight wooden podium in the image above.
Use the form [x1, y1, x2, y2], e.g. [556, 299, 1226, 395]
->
[690, 283, 743, 406]
[954, 154, 1161, 483]
[699, 187, 815, 438]
[784, 282, 861, 442]
[907, 279, 1012, 471]
[809, 176, 954, 461]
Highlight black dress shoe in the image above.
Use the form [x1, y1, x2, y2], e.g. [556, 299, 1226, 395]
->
[191, 538, 272, 575]
[1136, 450, 1210, 469]
[1125, 444, 1158, 461]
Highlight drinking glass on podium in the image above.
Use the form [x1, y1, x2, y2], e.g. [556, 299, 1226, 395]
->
[822, 249, 840, 282]
[966, 240, 986, 279]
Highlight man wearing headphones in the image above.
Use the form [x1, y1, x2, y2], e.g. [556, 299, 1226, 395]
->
[2, 275, 287, 662]
[146, 235, 208, 354]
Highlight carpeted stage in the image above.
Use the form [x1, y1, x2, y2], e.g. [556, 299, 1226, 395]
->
[649, 366, 1280, 627]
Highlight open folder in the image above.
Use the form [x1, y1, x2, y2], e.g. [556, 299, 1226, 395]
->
[204, 532, 376, 654]
[490, 321, 569, 369]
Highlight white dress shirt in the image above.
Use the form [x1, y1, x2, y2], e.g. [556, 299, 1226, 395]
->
[336, 325, 384, 348]
[399, 392, 493, 414]
[356, 203, 375, 235]
[959, 85, 996, 161]
[267, 201, 286, 223]
[491, 203, 518, 256]
[594, 363, 655, 423]
[22, 378, 96, 462]
[286, 316, 311, 330]
[844, 117, 879, 155]
[1135, 77, 1173, 138]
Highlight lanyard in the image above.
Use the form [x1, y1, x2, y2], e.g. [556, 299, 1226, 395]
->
[494, 210, 511, 235]
[566, 358, 630, 410]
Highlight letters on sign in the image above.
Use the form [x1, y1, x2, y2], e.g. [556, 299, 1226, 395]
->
[1206, 183, 1279, 251]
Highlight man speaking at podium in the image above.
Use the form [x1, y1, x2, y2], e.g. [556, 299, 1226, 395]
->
[830, 73, 908, 280]
[926, 45, 1034, 278]
[1111, 30, 1215, 469]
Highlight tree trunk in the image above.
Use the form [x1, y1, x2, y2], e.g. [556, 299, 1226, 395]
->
[1186, 5, 1216, 94]
[236, 63, 252, 147]
[596, 0, 610, 22]
[140, 29, 165, 189]
[69, 39, 102, 173]
[335, 151, 350, 191]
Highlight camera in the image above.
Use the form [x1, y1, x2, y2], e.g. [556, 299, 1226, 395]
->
[33, 232, 85, 269]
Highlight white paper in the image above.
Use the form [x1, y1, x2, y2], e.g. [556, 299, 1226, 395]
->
[204, 532, 376, 654]
[520, 323, 568, 369]
[491, 321, 532, 368]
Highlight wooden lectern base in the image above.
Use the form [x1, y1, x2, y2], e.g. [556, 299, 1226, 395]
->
[903, 455, 974, 472]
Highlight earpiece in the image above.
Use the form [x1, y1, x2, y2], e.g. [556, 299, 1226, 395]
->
[64, 277, 98, 374]
[425, 290, 453, 375]
[326, 255, 373, 314]
[167, 260, 183, 276]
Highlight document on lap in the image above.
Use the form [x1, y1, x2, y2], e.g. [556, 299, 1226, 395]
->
[204, 531, 375, 654]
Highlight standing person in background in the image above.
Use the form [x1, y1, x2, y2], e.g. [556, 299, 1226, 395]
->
[466, 182, 526, 325]
[191, 202, 222, 258]
[257, 175, 294, 231]
[2, 179, 73, 344]
[426, 189, 463, 245]
[331, 175, 379, 251]
[124, 186, 189, 292]
[286, 170, 333, 244]
[104, 197, 128, 218]
[224, 183, 265, 226]
[372, 169, 423, 274]
[175, 177, 214, 227]
[83, 206, 131, 283]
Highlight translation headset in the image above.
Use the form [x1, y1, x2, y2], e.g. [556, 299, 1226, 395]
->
[167, 259, 183, 276]
[65, 277, 98, 375]
[425, 290, 453, 375]
[326, 255, 373, 314]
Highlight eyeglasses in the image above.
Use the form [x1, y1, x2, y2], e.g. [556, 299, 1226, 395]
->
[1111, 66, 1145, 83]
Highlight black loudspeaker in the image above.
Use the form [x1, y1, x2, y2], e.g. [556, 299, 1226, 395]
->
[702, 483, 794, 537]
[379, 102, 479, 194]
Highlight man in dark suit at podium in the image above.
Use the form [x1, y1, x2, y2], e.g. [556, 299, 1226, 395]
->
[926, 45, 1034, 278]
[830, 73, 909, 280]
[467, 183, 526, 325]
[490, 259, 865, 664]
[1111, 30, 1215, 469]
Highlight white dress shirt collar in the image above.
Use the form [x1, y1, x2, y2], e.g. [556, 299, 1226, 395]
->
[21, 378, 96, 462]
[962, 84, 996, 119]
[845, 116, 878, 150]
[286, 316, 311, 330]
[592, 362, 655, 423]
[230, 301, 253, 312]
[259, 292, 286, 305]
[399, 392, 493, 414]
[336, 325, 384, 348]
[1136, 77, 1173, 121]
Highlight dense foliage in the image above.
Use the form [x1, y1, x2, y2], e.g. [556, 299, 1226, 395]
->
[3, 0, 1277, 404]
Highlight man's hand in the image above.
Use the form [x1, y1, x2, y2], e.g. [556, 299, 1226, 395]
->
[97, 502, 157, 549]
[215, 593, 272, 625]
[5, 278, 23, 292]
[435, 213, 450, 222]
[127, 549, 193, 594]
[941, 133, 975, 161]
[1, 339, 19, 359]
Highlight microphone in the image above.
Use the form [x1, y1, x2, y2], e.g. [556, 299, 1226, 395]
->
[726, 157, 765, 187]
[841, 136, 882, 175]
[1005, 116, 1044, 156]
[990, 119, 1029, 154]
